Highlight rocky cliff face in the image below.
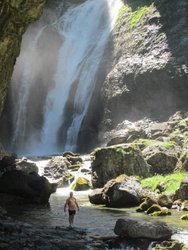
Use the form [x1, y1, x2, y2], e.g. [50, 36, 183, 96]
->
[97, 0, 188, 146]
[0, 0, 47, 113]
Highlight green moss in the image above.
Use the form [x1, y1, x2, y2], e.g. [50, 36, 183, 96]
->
[162, 140, 177, 150]
[141, 172, 188, 193]
[180, 214, 188, 220]
[137, 138, 156, 146]
[116, 2, 152, 31]
[154, 241, 188, 250]
[118, 4, 131, 18]
[146, 204, 161, 214]
[179, 117, 188, 127]
[116, 147, 125, 156]
[71, 177, 91, 191]
[129, 6, 149, 29]
[150, 210, 171, 216]
[136, 196, 157, 212]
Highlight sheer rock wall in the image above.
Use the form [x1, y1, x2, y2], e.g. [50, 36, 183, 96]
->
[0, 0, 47, 113]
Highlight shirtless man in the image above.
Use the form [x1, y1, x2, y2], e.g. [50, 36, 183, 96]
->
[64, 192, 79, 228]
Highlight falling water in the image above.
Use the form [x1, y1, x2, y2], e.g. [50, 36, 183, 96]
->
[9, 0, 122, 156]
[11, 26, 47, 148]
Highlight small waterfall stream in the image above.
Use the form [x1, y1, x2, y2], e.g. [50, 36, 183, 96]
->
[9, 0, 122, 156]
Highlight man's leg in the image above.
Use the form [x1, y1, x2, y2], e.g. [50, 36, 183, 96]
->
[68, 215, 72, 227]
[71, 215, 75, 226]
[69, 215, 74, 227]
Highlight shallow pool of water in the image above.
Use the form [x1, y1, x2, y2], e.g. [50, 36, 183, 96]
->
[6, 189, 188, 244]
[7, 156, 188, 247]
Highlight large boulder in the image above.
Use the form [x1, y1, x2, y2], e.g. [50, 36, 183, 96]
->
[91, 144, 150, 188]
[44, 156, 70, 180]
[88, 188, 105, 205]
[0, 170, 56, 204]
[174, 177, 188, 201]
[72, 177, 91, 191]
[114, 218, 172, 240]
[102, 175, 144, 207]
[157, 194, 173, 208]
[142, 145, 178, 175]
[16, 159, 38, 174]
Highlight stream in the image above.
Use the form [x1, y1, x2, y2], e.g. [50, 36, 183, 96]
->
[5, 156, 188, 248]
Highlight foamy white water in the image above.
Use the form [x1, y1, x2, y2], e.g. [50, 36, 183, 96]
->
[10, 0, 122, 156]
[39, 0, 122, 154]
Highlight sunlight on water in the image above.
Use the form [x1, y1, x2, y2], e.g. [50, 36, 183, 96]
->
[5, 156, 188, 249]
[10, 0, 123, 156]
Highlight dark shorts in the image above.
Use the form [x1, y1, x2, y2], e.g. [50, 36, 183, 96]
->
[68, 210, 76, 216]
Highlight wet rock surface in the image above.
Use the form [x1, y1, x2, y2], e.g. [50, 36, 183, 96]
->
[114, 218, 173, 240]
[0, 218, 105, 250]
[102, 175, 144, 207]
[0, 170, 56, 204]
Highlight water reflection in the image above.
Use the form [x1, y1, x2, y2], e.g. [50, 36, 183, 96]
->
[3, 188, 187, 250]
[6, 191, 188, 236]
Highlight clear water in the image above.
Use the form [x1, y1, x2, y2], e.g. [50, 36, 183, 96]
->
[5, 158, 188, 248]
[5, 190, 188, 249]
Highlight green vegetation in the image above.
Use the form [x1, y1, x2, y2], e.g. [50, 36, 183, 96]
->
[146, 204, 161, 214]
[141, 172, 188, 193]
[71, 177, 91, 191]
[181, 214, 188, 220]
[162, 140, 177, 150]
[179, 117, 188, 127]
[116, 147, 125, 156]
[118, 4, 131, 18]
[129, 6, 149, 29]
[116, 1, 153, 30]
[150, 210, 171, 216]
[136, 138, 156, 146]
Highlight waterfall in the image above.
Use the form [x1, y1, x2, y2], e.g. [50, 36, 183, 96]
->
[9, 0, 122, 156]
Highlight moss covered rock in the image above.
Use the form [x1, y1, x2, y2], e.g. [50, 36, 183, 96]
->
[136, 196, 157, 212]
[180, 214, 188, 220]
[91, 144, 150, 188]
[151, 240, 187, 249]
[146, 204, 162, 214]
[150, 210, 171, 216]
[72, 177, 91, 191]
[102, 175, 144, 207]
[182, 200, 188, 211]
[158, 194, 173, 209]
